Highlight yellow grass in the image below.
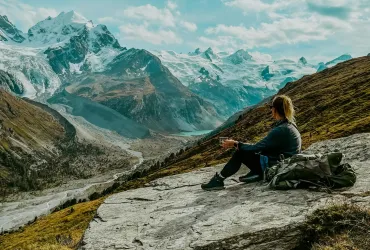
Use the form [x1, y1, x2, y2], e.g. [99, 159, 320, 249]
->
[0, 198, 104, 250]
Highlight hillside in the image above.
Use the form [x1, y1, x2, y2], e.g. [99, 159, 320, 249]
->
[0, 88, 133, 196]
[163, 56, 370, 171]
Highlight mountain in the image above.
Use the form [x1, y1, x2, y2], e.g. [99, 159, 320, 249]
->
[25, 11, 124, 77]
[162, 56, 370, 171]
[0, 15, 25, 43]
[0, 42, 62, 99]
[317, 54, 353, 72]
[153, 49, 317, 117]
[0, 12, 222, 133]
[153, 49, 355, 118]
[65, 48, 221, 132]
[226, 49, 252, 64]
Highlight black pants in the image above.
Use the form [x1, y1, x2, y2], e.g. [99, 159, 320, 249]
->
[220, 149, 262, 178]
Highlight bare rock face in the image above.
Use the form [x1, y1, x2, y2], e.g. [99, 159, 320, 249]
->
[81, 133, 370, 250]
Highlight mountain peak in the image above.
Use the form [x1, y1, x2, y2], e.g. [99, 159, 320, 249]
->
[227, 49, 252, 64]
[27, 10, 94, 45]
[325, 54, 352, 67]
[298, 57, 308, 65]
[57, 10, 89, 24]
[205, 47, 214, 55]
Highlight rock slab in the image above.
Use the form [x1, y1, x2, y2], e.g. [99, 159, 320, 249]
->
[81, 133, 370, 250]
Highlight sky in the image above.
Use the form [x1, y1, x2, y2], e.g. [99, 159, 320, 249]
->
[1, 0, 370, 63]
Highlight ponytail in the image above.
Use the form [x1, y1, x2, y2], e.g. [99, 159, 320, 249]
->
[272, 95, 296, 124]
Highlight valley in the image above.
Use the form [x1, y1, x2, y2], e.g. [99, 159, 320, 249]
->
[0, 7, 368, 250]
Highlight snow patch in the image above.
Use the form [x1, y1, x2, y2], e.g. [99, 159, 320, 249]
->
[69, 62, 83, 74]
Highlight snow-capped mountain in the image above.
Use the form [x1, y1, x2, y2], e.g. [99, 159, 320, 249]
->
[26, 11, 124, 76]
[0, 43, 61, 98]
[0, 12, 222, 133]
[153, 48, 353, 117]
[317, 54, 353, 72]
[0, 15, 26, 43]
[153, 49, 317, 116]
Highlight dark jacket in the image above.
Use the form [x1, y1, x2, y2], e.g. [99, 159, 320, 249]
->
[238, 119, 302, 165]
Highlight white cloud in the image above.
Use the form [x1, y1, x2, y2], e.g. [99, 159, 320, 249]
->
[167, 1, 177, 10]
[98, 16, 120, 24]
[248, 51, 273, 63]
[198, 36, 239, 51]
[116, 3, 197, 45]
[180, 21, 197, 32]
[119, 23, 182, 45]
[223, 0, 276, 13]
[123, 4, 176, 27]
[203, 0, 356, 51]
[0, 0, 58, 31]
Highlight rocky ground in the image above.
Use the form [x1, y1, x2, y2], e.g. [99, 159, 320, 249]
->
[81, 133, 370, 250]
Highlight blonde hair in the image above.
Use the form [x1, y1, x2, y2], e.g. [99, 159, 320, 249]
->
[272, 95, 296, 123]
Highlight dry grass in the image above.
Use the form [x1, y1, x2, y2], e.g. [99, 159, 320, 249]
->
[297, 204, 370, 250]
[0, 198, 104, 250]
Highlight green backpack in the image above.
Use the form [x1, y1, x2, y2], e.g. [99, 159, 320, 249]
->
[265, 152, 356, 190]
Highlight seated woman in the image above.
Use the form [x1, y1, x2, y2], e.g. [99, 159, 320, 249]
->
[201, 95, 302, 191]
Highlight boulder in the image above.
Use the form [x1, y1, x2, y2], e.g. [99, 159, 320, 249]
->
[81, 133, 370, 250]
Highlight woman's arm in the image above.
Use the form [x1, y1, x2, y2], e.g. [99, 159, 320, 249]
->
[238, 127, 283, 153]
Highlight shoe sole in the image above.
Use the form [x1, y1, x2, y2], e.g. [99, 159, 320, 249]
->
[239, 176, 262, 184]
[201, 186, 225, 191]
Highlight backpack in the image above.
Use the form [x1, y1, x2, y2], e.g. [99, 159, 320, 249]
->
[265, 152, 356, 190]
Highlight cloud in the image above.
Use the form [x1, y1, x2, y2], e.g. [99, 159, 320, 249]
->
[248, 51, 273, 63]
[204, 16, 351, 49]
[119, 23, 182, 45]
[198, 36, 239, 51]
[115, 3, 197, 46]
[223, 0, 276, 13]
[123, 4, 176, 27]
[167, 1, 177, 10]
[98, 16, 120, 24]
[306, 1, 352, 19]
[180, 21, 197, 32]
[0, 0, 58, 31]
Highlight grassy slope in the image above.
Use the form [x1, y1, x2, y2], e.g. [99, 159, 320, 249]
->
[0, 198, 104, 250]
[0, 89, 66, 193]
[0, 89, 65, 150]
[1, 57, 369, 249]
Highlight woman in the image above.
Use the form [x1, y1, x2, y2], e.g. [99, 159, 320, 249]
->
[201, 95, 302, 191]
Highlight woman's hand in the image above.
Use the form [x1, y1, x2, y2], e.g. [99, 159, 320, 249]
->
[222, 139, 237, 149]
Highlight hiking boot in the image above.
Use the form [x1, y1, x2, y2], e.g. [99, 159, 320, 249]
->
[239, 172, 262, 183]
[201, 173, 225, 191]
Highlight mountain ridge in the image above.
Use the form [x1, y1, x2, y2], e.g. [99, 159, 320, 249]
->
[0, 12, 222, 133]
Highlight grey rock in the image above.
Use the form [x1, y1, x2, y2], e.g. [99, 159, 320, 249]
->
[82, 133, 370, 250]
